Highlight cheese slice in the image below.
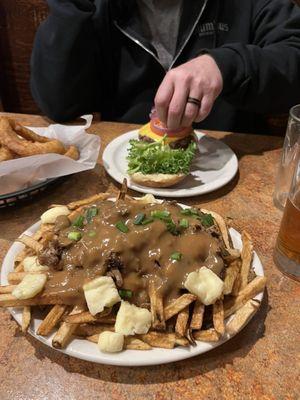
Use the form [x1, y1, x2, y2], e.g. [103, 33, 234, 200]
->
[12, 274, 47, 300]
[41, 206, 70, 224]
[184, 266, 224, 305]
[23, 256, 49, 272]
[139, 123, 180, 144]
[115, 301, 152, 335]
[83, 276, 121, 316]
[98, 331, 124, 353]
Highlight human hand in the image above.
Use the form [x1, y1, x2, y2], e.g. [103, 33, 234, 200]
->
[154, 55, 223, 129]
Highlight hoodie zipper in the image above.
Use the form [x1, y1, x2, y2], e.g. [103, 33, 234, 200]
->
[114, 0, 208, 72]
[169, 0, 208, 70]
[114, 21, 167, 71]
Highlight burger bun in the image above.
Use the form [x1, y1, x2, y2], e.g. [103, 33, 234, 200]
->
[130, 172, 187, 188]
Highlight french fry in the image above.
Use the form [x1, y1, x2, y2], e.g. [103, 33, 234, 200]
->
[52, 305, 84, 348]
[175, 306, 189, 337]
[190, 300, 205, 330]
[224, 276, 266, 318]
[149, 281, 165, 331]
[175, 336, 189, 347]
[194, 328, 220, 342]
[139, 331, 177, 349]
[14, 263, 24, 272]
[17, 235, 42, 253]
[164, 294, 197, 321]
[21, 306, 31, 332]
[223, 260, 241, 295]
[64, 309, 113, 324]
[0, 293, 67, 307]
[213, 300, 225, 336]
[116, 179, 127, 200]
[226, 299, 260, 335]
[76, 324, 114, 337]
[124, 337, 152, 350]
[37, 304, 67, 336]
[239, 231, 253, 290]
[0, 285, 16, 294]
[14, 248, 32, 264]
[7, 271, 48, 284]
[67, 193, 111, 210]
[86, 334, 152, 350]
[201, 208, 240, 258]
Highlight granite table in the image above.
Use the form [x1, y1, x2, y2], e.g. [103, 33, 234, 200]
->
[0, 112, 299, 400]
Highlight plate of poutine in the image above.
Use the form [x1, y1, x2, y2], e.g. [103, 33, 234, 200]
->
[0, 184, 266, 366]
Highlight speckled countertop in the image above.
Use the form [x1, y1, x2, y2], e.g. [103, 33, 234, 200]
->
[0, 113, 299, 400]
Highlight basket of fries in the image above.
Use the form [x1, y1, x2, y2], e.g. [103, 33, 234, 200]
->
[0, 182, 266, 365]
[0, 115, 100, 197]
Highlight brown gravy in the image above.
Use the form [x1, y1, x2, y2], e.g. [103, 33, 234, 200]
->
[42, 200, 224, 306]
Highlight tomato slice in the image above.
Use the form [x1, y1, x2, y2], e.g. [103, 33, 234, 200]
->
[150, 118, 192, 138]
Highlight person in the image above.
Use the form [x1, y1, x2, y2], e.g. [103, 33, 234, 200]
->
[31, 0, 300, 133]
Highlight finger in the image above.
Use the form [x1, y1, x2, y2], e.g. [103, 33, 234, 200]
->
[154, 78, 175, 125]
[194, 94, 214, 122]
[181, 89, 202, 127]
[167, 84, 189, 130]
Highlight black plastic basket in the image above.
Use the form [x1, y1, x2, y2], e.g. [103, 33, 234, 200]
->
[0, 177, 66, 208]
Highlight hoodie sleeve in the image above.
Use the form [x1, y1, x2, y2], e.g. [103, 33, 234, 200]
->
[207, 0, 300, 113]
[30, 0, 99, 122]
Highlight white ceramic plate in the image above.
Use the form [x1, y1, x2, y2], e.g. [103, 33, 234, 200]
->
[102, 130, 238, 197]
[1, 210, 264, 366]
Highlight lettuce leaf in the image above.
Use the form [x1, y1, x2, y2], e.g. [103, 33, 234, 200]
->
[127, 138, 197, 175]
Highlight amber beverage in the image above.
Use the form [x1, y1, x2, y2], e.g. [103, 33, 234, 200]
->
[274, 181, 300, 281]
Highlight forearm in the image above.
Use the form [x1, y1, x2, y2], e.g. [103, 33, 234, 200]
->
[31, 0, 98, 121]
[208, 41, 300, 113]
[207, 0, 300, 114]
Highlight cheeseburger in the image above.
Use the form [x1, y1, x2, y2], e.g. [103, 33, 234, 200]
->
[127, 110, 197, 188]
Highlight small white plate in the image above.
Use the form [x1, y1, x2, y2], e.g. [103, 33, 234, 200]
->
[1, 211, 264, 367]
[102, 130, 238, 197]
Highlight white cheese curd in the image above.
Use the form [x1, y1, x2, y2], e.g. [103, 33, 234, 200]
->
[98, 331, 124, 353]
[136, 194, 160, 204]
[184, 266, 224, 305]
[83, 276, 121, 316]
[12, 274, 47, 300]
[115, 301, 152, 335]
[23, 256, 49, 272]
[40, 206, 70, 224]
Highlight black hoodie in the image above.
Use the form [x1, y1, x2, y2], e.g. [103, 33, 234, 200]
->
[31, 0, 300, 133]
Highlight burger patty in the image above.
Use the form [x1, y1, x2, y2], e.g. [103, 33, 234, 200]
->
[139, 134, 193, 149]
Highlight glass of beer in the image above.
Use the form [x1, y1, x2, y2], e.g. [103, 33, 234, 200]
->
[274, 150, 300, 281]
[273, 104, 300, 210]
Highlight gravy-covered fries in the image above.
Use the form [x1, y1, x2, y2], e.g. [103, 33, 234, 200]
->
[0, 184, 266, 353]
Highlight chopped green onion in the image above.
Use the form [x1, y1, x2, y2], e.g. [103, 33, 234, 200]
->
[115, 220, 129, 233]
[88, 230, 96, 237]
[133, 213, 145, 225]
[85, 207, 98, 223]
[180, 208, 199, 216]
[170, 252, 182, 261]
[166, 219, 180, 235]
[72, 215, 84, 228]
[179, 218, 189, 228]
[198, 213, 214, 227]
[141, 217, 154, 225]
[118, 289, 133, 299]
[67, 231, 82, 241]
[151, 210, 170, 220]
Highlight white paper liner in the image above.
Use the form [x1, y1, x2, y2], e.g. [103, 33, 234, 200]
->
[0, 115, 100, 195]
